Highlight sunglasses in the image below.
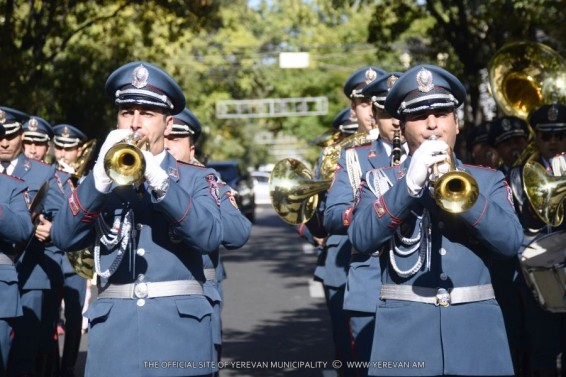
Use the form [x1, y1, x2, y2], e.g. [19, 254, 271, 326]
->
[539, 132, 566, 142]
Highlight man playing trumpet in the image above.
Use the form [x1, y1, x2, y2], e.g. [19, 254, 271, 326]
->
[51, 61, 222, 377]
[348, 64, 523, 376]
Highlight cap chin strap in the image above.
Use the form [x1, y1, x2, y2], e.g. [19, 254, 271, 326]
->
[115, 88, 173, 110]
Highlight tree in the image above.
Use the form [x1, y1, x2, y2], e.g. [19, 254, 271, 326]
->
[367, 0, 566, 125]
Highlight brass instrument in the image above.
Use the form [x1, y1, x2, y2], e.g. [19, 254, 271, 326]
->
[488, 42, 566, 166]
[269, 130, 377, 224]
[66, 249, 94, 280]
[269, 158, 331, 225]
[429, 136, 479, 213]
[392, 129, 402, 166]
[104, 132, 148, 185]
[522, 160, 566, 227]
[58, 139, 98, 184]
[319, 130, 378, 181]
[312, 130, 342, 148]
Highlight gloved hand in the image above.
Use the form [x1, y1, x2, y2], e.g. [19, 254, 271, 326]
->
[141, 150, 169, 195]
[406, 138, 449, 196]
[93, 129, 132, 193]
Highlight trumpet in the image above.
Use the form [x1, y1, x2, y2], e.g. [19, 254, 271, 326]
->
[104, 132, 149, 185]
[428, 137, 479, 213]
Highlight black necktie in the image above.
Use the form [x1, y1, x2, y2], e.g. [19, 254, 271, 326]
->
[1, 161, 10, 172]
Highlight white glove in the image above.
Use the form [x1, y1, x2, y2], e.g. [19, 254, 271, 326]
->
[406, 139, 449, 196]
[93, 129, 132, 193]
[141, 150, 169, 194]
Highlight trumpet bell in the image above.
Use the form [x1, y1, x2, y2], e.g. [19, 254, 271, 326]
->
[523, 160, 566, 227]
[104, 143, 146, 185]
[433, 170, 479, 213]
[66, 249, 94, 280]
[269, 158, 331, 225]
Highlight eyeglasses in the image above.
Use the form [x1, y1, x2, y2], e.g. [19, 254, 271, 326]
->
[539, 132, 566, 142]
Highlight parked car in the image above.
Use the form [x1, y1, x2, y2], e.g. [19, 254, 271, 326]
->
[251, 171, 271, 205]
[207, 160, 256, 222]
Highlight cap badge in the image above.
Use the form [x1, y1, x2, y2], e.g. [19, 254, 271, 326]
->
[62, 126, 71, 138]
[131, 64, 149, 89]
[387, 75, 399, 91]
[416, 68, 434, 93]
[28, 118, 38, 131]
[0, 110, 5, 124]
[502, 118, 511, 131]
[548, 105, 559, 121]
[365, 68, 378, 84]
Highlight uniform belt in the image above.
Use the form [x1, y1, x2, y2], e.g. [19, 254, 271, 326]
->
[98, 280, 204, 299]
[204, 268, 216, 281]
[351, 248, 380, 257]
[0, 253, 13, 265]
[380, 284, 495, 307]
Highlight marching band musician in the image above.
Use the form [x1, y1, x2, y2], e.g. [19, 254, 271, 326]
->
[0, 121, 34, 377]
[1, 108, 68, 377]
[52, 124, 90, 377]
[164, 107, 252, 361]
[487, 115, 529, 176]
[324, 71, 405, 377]
[53, 124, 90, 178]
[466, 121, 500, 169]
[51, 61, 223, 376]
[306, 66, 386, 377]
[21, 116, 54, 162]
[348, 65, 523, 376]
[506, 103, 566, 377]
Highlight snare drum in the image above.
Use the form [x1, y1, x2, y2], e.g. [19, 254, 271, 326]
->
[520, 230, 566, 313]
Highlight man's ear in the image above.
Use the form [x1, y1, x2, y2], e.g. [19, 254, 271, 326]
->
[164, 115, 174, 136]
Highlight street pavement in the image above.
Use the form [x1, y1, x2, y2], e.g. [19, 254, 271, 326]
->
[65, 203, 338, 376]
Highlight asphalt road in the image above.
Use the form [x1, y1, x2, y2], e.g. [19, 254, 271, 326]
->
[66, 203, 338, 376]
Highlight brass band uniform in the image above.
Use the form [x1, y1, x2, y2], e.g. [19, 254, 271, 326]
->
[51, 61, 223, 376]
[348, 65, 523, 376]
[324, 71, 405, 376]
[0, 115, 34, 377]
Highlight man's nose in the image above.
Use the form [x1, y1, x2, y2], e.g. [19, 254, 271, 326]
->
[426, 114, 438, 129]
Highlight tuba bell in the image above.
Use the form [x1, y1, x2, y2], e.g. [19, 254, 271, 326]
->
[488, 41, 566, 120]
[522, 160, 566, 227]
[103, 132, 148, 185]
[488, 42, 566, 167]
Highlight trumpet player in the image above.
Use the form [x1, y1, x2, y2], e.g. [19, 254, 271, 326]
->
[323, 71, 405, 377]
[347, 65, 523, 376]
[51, 61, 223, 377]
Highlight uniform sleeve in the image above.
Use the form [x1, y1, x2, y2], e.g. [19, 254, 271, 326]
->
[324, 149, 355, 235]
[219, 184, 251, 250]
[154, 168, 222, 254]
[348, 172, 416, 254]
[0, 179, 33, 244]
[51, 172, 106, 252]
[457, 169, 524, 258]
